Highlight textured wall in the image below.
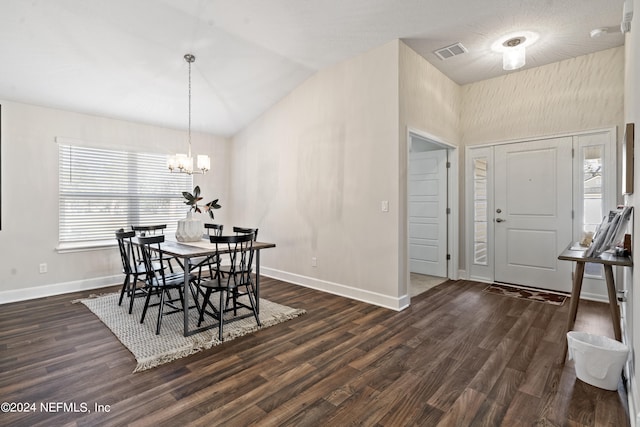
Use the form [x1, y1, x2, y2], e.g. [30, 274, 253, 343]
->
[461, 47, 624, 146]
[399, 42, 461, 146]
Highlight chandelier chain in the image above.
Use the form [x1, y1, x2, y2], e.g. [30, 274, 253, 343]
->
[167, 53, 209, 175]
[187, 55, 192, 158]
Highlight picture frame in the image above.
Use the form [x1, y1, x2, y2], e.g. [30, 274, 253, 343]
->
[623, 122, 634, 195]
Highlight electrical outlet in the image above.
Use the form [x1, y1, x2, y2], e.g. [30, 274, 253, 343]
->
[381, 200, 389, 212]
[39, 263, 47, 274]
[311, 257, 317, 267]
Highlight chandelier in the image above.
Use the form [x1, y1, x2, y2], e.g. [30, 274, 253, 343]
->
[167, 54, 210, 175]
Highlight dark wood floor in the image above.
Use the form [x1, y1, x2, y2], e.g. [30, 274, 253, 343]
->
[0, 278, 630, 426]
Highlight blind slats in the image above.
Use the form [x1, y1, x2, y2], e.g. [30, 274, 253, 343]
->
[59, 144, 193, 243]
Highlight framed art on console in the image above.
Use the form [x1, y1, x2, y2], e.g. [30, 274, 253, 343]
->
[623, 122, 634, 195]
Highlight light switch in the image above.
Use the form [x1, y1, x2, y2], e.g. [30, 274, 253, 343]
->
[381, 200, 389, 212]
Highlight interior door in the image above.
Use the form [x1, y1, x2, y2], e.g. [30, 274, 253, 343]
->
[494, 138, 573, 292]
[409, 149, 447, 277]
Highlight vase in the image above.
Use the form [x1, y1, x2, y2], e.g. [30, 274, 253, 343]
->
[175, 211, 203, 242]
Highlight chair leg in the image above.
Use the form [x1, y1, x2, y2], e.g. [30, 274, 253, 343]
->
[156, 289, 167, 335]
[218, 289, 225, 341]
[140, 286, 154, 324]
[128, 277, 138, 314]
[118, 273, 130, 306]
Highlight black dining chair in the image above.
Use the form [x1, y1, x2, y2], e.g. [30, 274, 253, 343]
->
[131, 224, 178, 272]
[197, 233, 261, 341]
[138, 234, 199, 335]
[233, 226, 258, 241]
[115, 229, 162, 314]
[191, 223, 224, 283]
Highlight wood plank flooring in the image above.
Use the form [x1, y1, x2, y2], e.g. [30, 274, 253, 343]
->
[0, 278, 630, 426]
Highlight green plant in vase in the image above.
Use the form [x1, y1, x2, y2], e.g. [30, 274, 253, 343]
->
[182, 185, 221, 219]
[176, 186, 221, 242]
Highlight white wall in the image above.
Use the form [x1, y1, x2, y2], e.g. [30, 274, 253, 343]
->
[0, 100, 230, 302]
[230, 41, 404, 309]
[624, 0, 640, 423]
[398, 42, 461, 293]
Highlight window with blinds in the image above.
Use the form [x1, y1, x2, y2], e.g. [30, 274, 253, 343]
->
[58, 144, 192, 246]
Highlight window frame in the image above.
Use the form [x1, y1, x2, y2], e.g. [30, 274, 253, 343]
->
[57, 139, 193, 252]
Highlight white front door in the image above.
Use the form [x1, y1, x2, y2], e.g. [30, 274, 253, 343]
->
[494, 138, 573, 292]
[409, 149, 448, 277]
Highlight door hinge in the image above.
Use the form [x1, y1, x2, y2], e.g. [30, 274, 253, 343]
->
[571, 210, 574, 219]
[572, 148, 575, 158]
[446, 207, 451, 214]
[446, 254, 451, 260]
[446, 162, 451, 168]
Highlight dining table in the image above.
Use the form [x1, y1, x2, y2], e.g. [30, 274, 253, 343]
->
[157, 238, 276, 337]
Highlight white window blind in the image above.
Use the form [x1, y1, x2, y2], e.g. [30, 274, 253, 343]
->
[59, 144, 192, 244]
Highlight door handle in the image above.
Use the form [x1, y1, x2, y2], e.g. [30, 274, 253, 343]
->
[495, 218, 506, 223]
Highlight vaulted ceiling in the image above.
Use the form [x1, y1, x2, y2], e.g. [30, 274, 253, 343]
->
[0, 0, 625, 136]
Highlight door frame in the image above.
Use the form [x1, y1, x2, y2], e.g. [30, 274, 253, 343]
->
[406, 128, 459, 285]
[464, 127, 617, 300]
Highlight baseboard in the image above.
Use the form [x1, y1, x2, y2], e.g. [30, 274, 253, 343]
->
[0, 275, 120, 304]
[262, 267, 410, 311]
[628, 372, 640, 427]
[577, 291, 609, 303]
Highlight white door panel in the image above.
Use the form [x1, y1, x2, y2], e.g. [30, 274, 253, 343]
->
[505, 229, 558, 269]
[410, 223, 438, 240]
[409, 149, 447, 277]
[494, 138, 573, 292]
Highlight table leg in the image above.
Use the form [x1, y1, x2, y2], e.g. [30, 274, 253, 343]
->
[604, 264, 622, 341]
[184, 256, 190, 337]
[255, 249, 261, 314]
[563, 261, 585, 363]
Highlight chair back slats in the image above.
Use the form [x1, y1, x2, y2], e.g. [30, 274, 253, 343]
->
[137, 234, 167, 287]
[116, 229, 137, 274]
[205, 223, 224, 237]
[233, 226, 258, 241]
[209, 233, 255, 287]
[232, 227, 258, 272]
[131, 224, 167, 235]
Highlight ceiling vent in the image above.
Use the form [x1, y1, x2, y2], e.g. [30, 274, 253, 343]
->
[434, 43, 467, 60]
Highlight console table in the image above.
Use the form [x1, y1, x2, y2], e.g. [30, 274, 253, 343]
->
[558, 244, 632, 362]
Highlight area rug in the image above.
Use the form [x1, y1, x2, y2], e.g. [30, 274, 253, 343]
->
[78, 292, 305, 372]
[483, 283, 568, 306]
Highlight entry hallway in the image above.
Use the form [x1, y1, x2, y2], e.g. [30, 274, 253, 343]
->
[0, 278, 629, 426]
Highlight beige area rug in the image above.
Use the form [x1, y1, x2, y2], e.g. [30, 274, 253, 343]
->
[78, 292, 305, 372]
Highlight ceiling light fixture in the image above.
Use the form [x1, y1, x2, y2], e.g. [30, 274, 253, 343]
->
[491, 31, 539, 72]
[502, 37, 526, 70]
[167, 54, 210, 175]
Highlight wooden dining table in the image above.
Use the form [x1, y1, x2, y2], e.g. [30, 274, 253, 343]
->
[157, 239, 276, 337]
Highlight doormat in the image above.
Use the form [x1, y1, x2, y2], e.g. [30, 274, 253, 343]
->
[483, 283, 567, 306]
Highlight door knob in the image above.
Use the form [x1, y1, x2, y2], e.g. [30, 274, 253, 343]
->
[496, 218, 506, 223]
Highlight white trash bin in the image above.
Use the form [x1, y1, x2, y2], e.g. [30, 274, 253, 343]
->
[567, 331, 628, 391]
